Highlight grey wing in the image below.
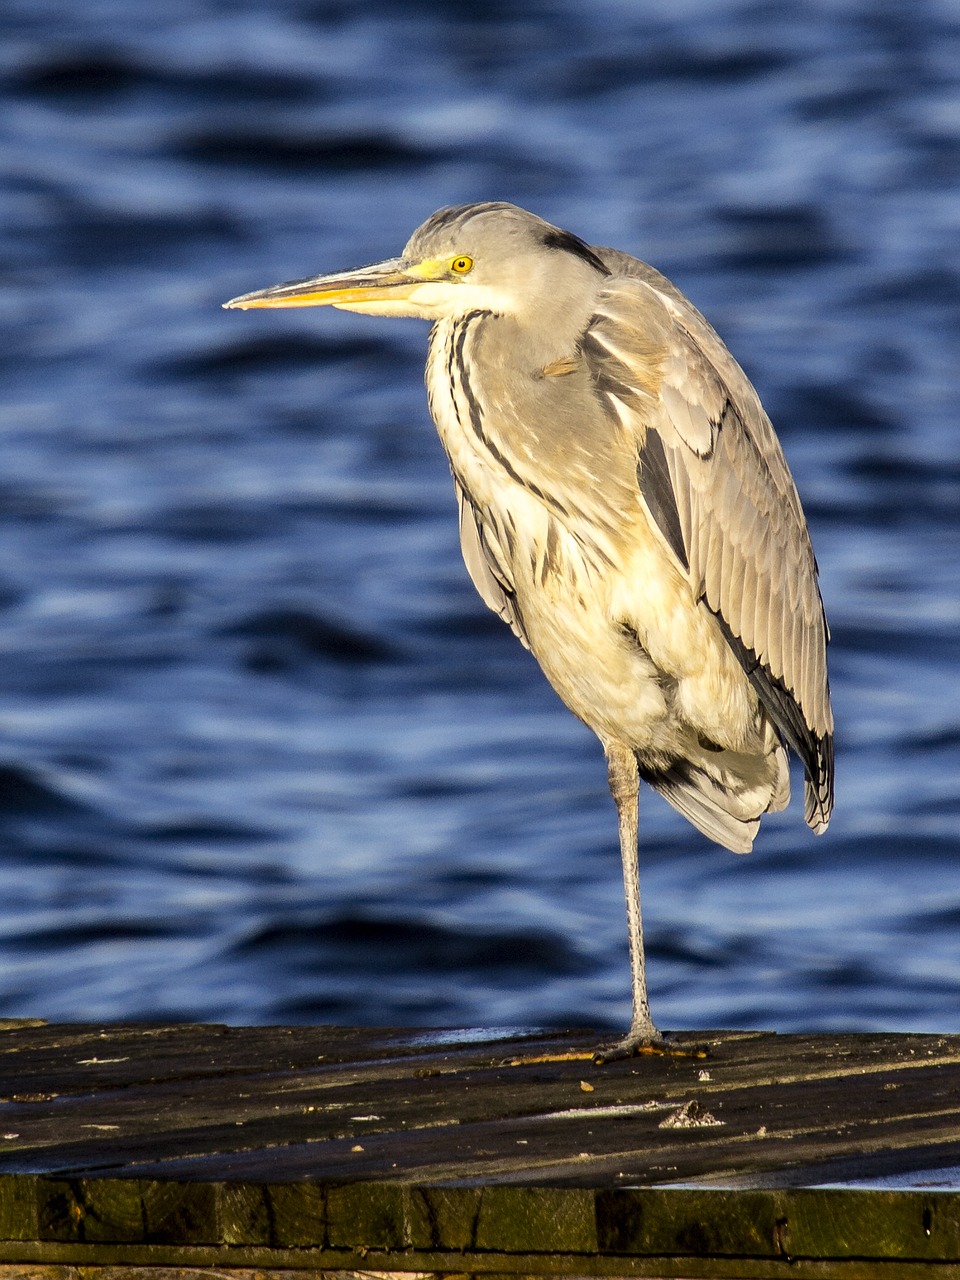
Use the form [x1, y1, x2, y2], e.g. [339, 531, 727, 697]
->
[455, 482, 530, 648]
[583, 273, 833, 831]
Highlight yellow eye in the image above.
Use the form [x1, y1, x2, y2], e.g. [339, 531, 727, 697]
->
[450, 255, 473, 274]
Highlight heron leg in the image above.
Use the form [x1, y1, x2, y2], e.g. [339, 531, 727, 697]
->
[596, 742, 663, 1062]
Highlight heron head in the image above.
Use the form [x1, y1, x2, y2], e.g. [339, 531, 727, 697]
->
[223, 202, 610, 331]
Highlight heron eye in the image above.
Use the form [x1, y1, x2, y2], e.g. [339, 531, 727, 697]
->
[450, 256, 473, 274]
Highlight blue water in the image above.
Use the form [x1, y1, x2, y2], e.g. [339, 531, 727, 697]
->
[0, 0, 957, 1035]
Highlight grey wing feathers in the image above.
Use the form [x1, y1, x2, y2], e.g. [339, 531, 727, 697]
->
[584, 266, 834, 831]
[456, 483, 530, 648]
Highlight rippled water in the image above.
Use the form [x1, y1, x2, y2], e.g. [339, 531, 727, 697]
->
[0, 0, 957, 1034]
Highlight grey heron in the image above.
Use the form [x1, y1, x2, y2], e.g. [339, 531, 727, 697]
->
[225, 202, 833, 1059]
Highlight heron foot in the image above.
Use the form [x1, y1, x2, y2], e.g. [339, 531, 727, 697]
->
[594, 1033, 710, 1063]
[593, 1026, 664, 1064]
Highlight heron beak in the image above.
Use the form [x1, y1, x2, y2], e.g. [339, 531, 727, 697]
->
[223, 257, 427, 310]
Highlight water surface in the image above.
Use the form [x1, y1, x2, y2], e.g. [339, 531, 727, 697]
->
[0, 0, 958, 1034]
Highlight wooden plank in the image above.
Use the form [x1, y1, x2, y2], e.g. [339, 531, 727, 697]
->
[2, 1187, 960, 1276]
[0, 1023, 957, 1276]
[1, 1023, 958, 1185]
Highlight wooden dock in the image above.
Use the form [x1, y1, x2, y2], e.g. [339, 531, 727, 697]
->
[0, 1021, 958, 1277]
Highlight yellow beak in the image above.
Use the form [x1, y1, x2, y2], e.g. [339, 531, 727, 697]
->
[223, 257, 423, 310]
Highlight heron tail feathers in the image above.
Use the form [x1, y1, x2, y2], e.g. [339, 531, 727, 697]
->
[640, 739, 790, 855]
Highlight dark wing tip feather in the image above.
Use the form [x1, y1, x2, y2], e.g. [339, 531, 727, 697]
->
[636, 427, 689, 570]
[804, 732, 834, 834]
[708, 605, 833, 831]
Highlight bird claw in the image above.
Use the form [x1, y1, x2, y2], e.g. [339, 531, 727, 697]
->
[593, 1030, 708, 1064]
[593, 1035, 663, 1065]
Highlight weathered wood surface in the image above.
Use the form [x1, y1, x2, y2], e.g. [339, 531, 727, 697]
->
[0, 1022, 958, 1277]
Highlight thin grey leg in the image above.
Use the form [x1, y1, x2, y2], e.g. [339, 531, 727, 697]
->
[596, 742, 662, 1061]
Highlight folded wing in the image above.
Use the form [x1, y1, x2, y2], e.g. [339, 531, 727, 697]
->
[583, 265, 833, 832]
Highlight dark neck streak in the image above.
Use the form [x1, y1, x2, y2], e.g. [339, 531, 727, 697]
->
[448, 311, 569, 520]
